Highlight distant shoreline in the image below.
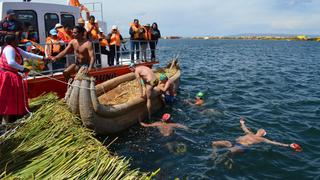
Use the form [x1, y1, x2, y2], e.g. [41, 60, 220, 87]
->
[161, 36, 320, 42]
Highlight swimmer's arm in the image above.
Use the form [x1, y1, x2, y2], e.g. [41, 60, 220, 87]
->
[52, 41, 74, 60]
[172, 123, 189, 130]
[139, 122, 160, 128]
[240, 118, 253, 134]
[263, 138, 289, 147]
[87, 42, 95, 71]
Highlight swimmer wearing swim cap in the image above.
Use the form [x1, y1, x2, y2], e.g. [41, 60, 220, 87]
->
[195, 92, 205, 106]
[158, 73, 176, 105]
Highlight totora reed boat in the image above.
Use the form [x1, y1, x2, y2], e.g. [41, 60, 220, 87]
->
[65, 59, 181, 134]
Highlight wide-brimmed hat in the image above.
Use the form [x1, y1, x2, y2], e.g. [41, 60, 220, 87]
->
[77, 18, 85, 24]
[55, 23, 63, 29]
[112, 25, 118, 30]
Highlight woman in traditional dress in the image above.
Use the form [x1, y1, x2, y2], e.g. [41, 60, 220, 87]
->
[0, 34, 50, 124]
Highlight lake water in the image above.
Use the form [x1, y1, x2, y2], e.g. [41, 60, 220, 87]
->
[108, 39, 320, 179]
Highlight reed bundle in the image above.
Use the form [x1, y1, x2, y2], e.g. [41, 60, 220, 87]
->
[0, 94, 156, 179]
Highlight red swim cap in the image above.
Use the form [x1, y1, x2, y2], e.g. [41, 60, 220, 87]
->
[290, 143, 302, 152]
[161, 113, 171, 122]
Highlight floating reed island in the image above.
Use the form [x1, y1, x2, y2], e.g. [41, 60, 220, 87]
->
[0, 94, 157, 179]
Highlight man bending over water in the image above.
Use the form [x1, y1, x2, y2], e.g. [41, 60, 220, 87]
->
[139, 113, 188, 136]
[52, 26, 95, 80]
[212, 118, 302, 154]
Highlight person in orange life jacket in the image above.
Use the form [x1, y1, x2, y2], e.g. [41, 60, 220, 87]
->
[86, 16, 100, 41]
[97, 28, 110, 57]
[129, 19, 144, 62]
[106, 25, 123, 66]
[52, 26, 95, 81]
[0, 9, 23, 46]
[45, 29, 62, 58]
[140, 24, 151, 62]
[0, 34, 51, 124]
[150, 22, 161, 61]
[68, 0, 90, 20]
[55, 23, 72, 43]
[139, 113, 188, 137]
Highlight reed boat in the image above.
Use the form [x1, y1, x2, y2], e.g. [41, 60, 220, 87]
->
[65, 59, 180, 134]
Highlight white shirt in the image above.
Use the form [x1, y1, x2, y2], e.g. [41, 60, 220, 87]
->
[3, 46, 43, 71]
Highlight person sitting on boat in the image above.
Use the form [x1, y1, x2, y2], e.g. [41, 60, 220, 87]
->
[51, 26, 94, 80]
[129, 63, 158, 119]
[129, 19, 144, 62]
[211, 117, 302, 155]
[0, 9, 23, 46]
[139, 113, 188, 136]
[106, 25, 123, 66]
[158, 73, 176, 105]
[0, 34, 51, 124]
[55, 23, 73, 43]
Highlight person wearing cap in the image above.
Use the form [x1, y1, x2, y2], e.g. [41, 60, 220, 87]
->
[106, 25, 123, 66]
[212, 117, 302, 155]
[0, 34, 51, 124]
[129, 63, 158, 119]
[45, 29, 62, 59]
[150, 22, 161, 61]
[0, 9, 23, 46]
[158, 73, 176, 105]
[139, 113, 188, 136]
[185, 92, 205, 106]
[55, 23, 72, 43]
[52, 26, 94, 80]
[129, 19, 144, 62]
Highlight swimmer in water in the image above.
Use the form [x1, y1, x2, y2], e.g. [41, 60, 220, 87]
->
[211, 117, 302, 154]
[185, 92, 205, 106]
[139, 113, 189, 136]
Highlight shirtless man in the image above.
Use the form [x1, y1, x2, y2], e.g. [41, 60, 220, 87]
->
[129, 63, 158, 119]
[52, 26, 94, 80]
[158, 73, 176, 105]
[212, 118, 302, 154]
[139, 113, 188, 136]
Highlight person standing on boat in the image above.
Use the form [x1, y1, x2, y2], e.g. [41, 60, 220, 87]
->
[55, 23, 72, 43]
[106, 25, 123, 66]
[158, 73, 176, 105]
[0, 34, 50, 124]
[129, 63, 158, 119]
[211, 117, 302, 155]
[52, 26, 94, 80]
[0, 10, 23, 46]
[150, 22, 161, 61]
[139, 113, 188, 136]
[129, 19, 144, 63]
[140, 24, 151, 62]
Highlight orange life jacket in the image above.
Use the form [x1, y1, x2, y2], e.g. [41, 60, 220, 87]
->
[130, 22, 143, 40]
[57, 28, 72, 43]
[110, 32, 121, 46]
[144, 27, 152, 41]
[86, 23, 99, 40]
[46, 37, 61, 54]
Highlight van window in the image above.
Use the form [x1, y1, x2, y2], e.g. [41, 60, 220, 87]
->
[14, 10, 39, 43]
[61, 14, 75, 29]
[45, 13, 59, 37]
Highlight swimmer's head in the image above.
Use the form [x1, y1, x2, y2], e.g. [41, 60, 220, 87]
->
[159, 73, 168, 81]
[196, 92, 204, 99]
[256, 129, 267, 137]
[161, 113, 171, 122]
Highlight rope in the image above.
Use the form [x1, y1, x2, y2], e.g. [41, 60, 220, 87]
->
[30, 71, 95, 90]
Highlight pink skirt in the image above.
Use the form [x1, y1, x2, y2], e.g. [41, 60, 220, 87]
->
[0, 70, 29, 115]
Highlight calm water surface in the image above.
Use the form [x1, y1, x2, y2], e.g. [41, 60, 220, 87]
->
[108, 39, 320, 179]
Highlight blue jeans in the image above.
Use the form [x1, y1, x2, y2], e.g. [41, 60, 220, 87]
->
[130, 41, 140, 62]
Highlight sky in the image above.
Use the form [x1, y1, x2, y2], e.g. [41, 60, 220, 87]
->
[31, 0, 320, 37]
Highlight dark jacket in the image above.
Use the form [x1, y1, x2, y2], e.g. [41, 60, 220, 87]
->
[151, 28, 161, 40]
